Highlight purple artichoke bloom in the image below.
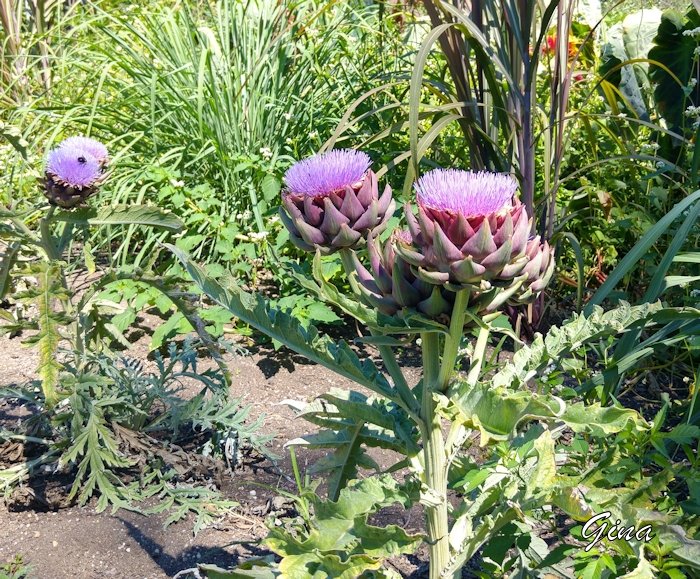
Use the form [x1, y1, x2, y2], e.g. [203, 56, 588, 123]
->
[284, 149, 371, 197]
[279, 149, 395, 254]
[396, 168, 554, 306]
[352, 229, 451, 317]
[46, 146, 101, 188]
[41, 137, 109, 209]
[58, 136, 109, 167]
[414, 169, 517, 218]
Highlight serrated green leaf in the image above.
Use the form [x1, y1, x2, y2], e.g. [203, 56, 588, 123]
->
[448, 381, 565, 445]
[560, 402, 649, 436]
[21, 262, 71, 408]
[264, 475, 420, 578]
[51, 205, 183, 231]
[492, 302, 661, 390]
[166, 245, 396, 401]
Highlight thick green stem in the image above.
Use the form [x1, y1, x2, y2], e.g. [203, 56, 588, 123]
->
[466, 324, 491, 386]
[39, 206, 60, 262]
[436, 288, 470, 392]
[420, 331, 453, 579]
[38, 207, 83, 377]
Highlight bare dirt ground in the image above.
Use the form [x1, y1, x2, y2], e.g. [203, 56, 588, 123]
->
[0, 304, 438, 579]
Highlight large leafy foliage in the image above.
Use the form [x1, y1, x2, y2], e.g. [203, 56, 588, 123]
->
[286, 388, 419, 500]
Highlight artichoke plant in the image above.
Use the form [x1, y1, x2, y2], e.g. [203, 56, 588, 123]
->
[279, 149, 395, 255]
[395, 169, 554, 306]
[352, 229, 452, 317]
[42, 137, 109, 209]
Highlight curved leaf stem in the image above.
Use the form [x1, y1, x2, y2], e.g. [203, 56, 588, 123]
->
[466, 324, 491, 387]
[436, 288, 470, 393]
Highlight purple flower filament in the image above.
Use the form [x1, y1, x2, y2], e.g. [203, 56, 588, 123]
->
[58, 136, 109, 166]
[415, 169, 517, 217]
[46, 145, 102, 188]
[284, 149, 372, 197]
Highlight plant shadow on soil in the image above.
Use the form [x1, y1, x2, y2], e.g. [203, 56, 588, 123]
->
[0, 310, 448, 578]
[0, 301, 677, 579]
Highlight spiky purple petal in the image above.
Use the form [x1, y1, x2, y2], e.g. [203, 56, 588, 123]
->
[284, 149, 372, 197]
[415, 169, 517, 217]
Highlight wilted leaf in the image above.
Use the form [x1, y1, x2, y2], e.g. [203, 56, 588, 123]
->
[560, 402, 649, 436]
[449, 381, 565, 445]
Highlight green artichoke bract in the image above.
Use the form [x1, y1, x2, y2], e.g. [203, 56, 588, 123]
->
[395, 169, 555, 307]
[279, 149, 395, 255]
[352, 229, 452, 317]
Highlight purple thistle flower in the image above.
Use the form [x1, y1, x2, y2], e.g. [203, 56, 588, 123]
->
[46, 145, 102, 188]
[58, 136, 109, 166]
[284, 149, 372, 197]
[415, 169, 517, 218]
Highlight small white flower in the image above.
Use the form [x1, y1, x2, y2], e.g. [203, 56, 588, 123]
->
[170, 179, 184, 187]
[309, 130, 319, 139]
[656, 161, 666, 169]
[695, 46, 700, 57]
[617, 113, 627, 118]
[259, 147, 273, 160]
[283, 112, 293, 121]
[285, 137, 293, 144]
[690, 289, 700, 297]
[542, 363, 556, 377]
[236, 213, 243, 220]
[242, 210, 252, 220]
[268, 214, 280, 224]
[689, 78, 698, 89]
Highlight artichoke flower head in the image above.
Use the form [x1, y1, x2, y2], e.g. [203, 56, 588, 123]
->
[280, 149, 395, 255]
[42, 136, 109, 209]
[397, 169, 554, 306]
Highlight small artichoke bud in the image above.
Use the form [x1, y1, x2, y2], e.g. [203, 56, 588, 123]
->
[41, 137, 109, 209]
[506, 237, 555, 305]
[279, 149, 395, 255]
[353, 229, 451, 318]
